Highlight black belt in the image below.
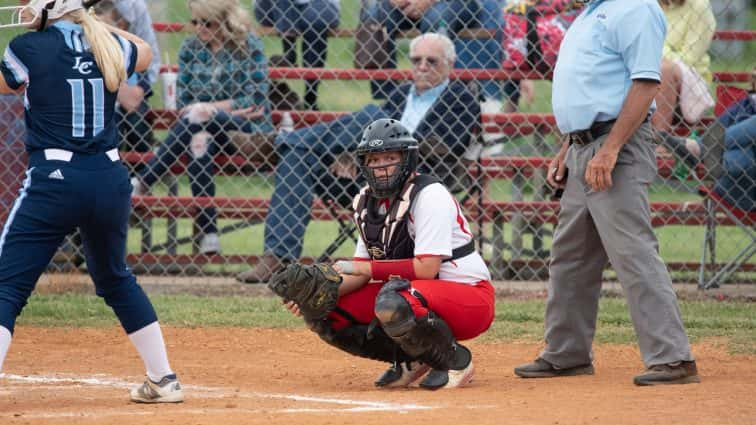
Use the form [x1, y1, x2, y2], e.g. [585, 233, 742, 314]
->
[442, 240, 476, 263]
[567, 120, 616, 146]
[567, 117, 651, 146]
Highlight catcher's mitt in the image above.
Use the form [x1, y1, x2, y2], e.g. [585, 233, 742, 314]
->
[267, 263, 343, 321]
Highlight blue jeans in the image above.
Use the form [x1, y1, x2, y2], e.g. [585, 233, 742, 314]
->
[264, 104, 387, 259]
[254, 0, 340, 107]
[362, 0, 503, 101]
[452, 0, 505, 101]
[116, 100, 155, 152]
[714, 115, 756, 211]
[139, 111, 273, 234]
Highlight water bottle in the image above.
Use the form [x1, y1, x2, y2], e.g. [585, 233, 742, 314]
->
[673, 129, 698, 181]
[437, 19, 448, 37]
[280, 111, 294, 133]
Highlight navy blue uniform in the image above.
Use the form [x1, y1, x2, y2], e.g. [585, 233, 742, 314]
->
[0, 21, 156, 335]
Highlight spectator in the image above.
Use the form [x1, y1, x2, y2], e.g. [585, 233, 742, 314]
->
[236, 32, 480, 283]
[652, 0, 716, 133]
[659, 70, 756, 211]
[253, 0, 340, 110]
[131, 0, 274, 255]
[499, 0, 582, 112]
[113, 0, 162, 87]
[361, 0, 504, 110]
[93, 0, 156, 152]
[453, 0, 505, 113]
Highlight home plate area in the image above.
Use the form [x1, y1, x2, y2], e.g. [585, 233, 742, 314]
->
[0, 327, 754, 425]
[1, 372, 439, 419]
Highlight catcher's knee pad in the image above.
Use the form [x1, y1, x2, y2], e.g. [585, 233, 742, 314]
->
[323, 323, 411, 364]
[374, 279, 416, 338]
[393, 312, 467, 371]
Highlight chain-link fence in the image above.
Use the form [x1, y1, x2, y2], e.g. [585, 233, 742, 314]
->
[0, 0, 753, 286]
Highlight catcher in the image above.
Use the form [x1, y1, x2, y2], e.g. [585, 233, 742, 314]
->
[268, 119, 495, 390]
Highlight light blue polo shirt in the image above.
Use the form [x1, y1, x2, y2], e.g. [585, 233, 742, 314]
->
[551, 0, 667, 134]
[400, 79, 449, 133]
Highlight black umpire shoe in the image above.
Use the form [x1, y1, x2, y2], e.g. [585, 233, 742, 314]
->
[633, 361, 700, 386]
[514, 357, 594, 378]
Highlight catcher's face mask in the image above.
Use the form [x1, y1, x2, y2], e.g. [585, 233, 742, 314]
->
[0, 0, 84, 30]
[359, 148, 418, 199]
[364, 150, 403, 193]
[356, 118, 419, 198]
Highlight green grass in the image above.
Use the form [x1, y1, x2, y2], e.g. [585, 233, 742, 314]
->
[17, 293, 756, 354]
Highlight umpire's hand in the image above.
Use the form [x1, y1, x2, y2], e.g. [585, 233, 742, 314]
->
[548, 140, 570, 188]
[585, 144, 619, 192]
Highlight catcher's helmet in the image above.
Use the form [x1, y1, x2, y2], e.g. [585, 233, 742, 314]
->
[356, 118, 418, 198]
[0, 0, 84, 30]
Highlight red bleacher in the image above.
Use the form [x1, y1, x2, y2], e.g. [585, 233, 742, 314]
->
[152, 22, 756, 41]
[126, 24, 755, 276]
[157, 64, 751, 84]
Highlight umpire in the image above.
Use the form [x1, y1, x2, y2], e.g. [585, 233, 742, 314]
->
[514, 0, 698, 385]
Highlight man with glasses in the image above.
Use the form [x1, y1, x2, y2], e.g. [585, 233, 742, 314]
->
[359, 0, 504, 114]
[237, 32, 480, 283]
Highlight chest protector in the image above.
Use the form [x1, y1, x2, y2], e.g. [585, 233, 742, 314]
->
[353, 175, 475, 261]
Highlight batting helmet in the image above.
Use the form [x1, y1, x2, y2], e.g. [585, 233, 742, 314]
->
[0, 0, 85, 30]
[356, 119, 419, 199]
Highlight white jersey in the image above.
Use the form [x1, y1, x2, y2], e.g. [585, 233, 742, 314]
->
[354, 182, 491, 285]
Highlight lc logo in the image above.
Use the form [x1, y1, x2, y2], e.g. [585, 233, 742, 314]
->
[72, 57, 93, 75]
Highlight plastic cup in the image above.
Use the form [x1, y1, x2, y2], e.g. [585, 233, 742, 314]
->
[160, 71, 178, 110]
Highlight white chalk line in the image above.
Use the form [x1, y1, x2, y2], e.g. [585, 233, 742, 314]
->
[0, 372, 439, 418]
[3, 407, 423, 420]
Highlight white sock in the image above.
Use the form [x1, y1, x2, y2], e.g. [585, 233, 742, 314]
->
[127, 322, 174, 382]
[0, 326, 12, 374]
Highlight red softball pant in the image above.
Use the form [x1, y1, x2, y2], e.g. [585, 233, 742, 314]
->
[329, 280, 495, 341]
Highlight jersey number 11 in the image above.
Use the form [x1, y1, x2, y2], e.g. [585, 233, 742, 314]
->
[66, 77, 105, 138]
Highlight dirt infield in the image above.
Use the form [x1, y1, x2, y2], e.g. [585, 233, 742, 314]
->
[1, 327, 755, 425]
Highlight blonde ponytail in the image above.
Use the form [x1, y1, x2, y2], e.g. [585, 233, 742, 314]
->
[71, 9, 125, 92]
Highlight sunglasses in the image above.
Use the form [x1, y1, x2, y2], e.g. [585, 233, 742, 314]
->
[409, 56, 442, 67]
[191, 18, 218, 28]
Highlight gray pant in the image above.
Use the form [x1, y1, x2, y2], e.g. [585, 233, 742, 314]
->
[540, 123, 694, 368]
